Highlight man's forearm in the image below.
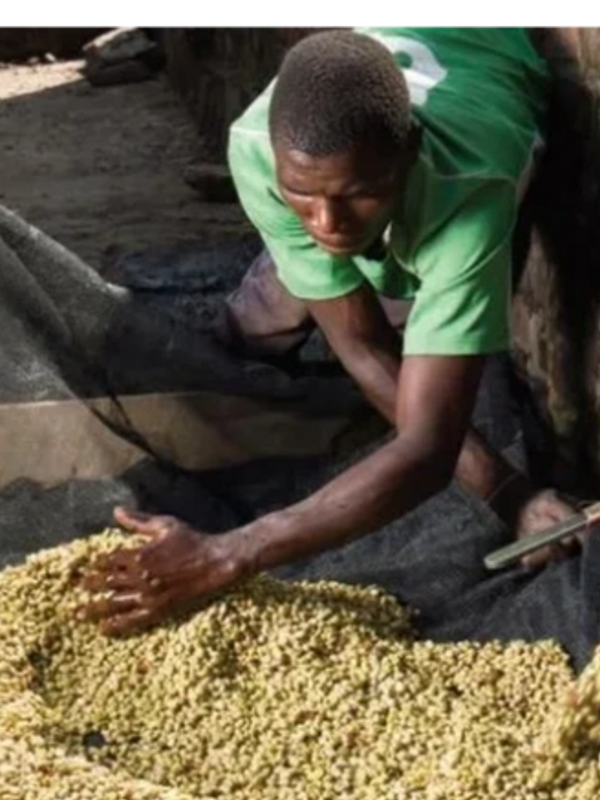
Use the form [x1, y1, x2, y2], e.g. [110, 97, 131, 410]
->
[239, 431, 452, 572]
[340, 343, 533, 525]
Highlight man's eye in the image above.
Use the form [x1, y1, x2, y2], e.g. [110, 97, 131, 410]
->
[281, 186, 311, 198]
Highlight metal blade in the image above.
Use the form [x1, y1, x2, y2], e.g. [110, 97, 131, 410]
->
[484, 512, 588, 571]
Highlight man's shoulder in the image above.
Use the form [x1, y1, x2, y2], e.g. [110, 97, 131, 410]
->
[358, 28, 550, 183]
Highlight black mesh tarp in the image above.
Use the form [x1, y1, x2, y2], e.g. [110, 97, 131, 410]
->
[0, 203, 598, 672]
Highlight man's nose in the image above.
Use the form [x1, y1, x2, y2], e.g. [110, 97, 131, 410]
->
[314, 198, 344, 235]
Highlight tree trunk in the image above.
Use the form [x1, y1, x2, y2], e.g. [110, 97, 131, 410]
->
[512, 29, 600, 490]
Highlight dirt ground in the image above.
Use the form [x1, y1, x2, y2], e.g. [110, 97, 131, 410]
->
[0, 59, 248, 268]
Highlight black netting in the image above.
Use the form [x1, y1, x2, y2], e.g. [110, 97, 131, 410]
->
[0, 202, 598, 673]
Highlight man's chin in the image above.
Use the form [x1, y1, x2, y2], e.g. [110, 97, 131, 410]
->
[315, 238, 367, 257]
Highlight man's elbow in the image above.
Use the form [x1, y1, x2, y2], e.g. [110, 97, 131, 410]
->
[397, 434, 459, 500]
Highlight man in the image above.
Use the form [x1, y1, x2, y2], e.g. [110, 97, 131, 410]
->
[83, 28, 579, 636]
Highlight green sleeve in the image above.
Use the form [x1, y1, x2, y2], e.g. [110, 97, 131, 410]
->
[403, 182, 515, 356]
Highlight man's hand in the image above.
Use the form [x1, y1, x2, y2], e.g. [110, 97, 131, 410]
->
[80, 507, 252, 636]
[515, 489, 582, 569]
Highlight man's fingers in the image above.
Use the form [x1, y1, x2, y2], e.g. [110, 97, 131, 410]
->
[521, 540, 578, 570]
[521, 544, 560, 570]
[81, 570, 111, 593]
[80, 591, 141, 622]
[89, 548, 139, 574]
[82, 570, 148, 593]
[97, 587, 185, 636]
[113, 507, 167, 539]
[521, 547, 552, 570]
[99, 607, 156, 638]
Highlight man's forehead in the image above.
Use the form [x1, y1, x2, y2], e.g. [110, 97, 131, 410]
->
[275, 146, 400, 185]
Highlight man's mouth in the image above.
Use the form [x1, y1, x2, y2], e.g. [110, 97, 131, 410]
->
[313, 234, 366, 256]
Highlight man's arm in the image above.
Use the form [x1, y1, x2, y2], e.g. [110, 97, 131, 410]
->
[241, 351, 485, 570]
[305, 286, 531, 527]
[305, 286, 581, 564]
[81, 286, 575, 635]
[82, 346, 485, 636]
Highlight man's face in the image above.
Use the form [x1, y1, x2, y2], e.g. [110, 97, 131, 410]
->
[275, 140, 415, 257]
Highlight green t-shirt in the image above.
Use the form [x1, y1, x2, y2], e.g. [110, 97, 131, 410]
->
[228, 28, 549, 355]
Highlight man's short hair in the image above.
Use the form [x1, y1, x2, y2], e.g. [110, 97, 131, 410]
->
[269, 30, 411, 158]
